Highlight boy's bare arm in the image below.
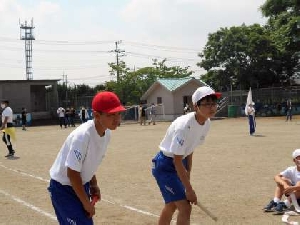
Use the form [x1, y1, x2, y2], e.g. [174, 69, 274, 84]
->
[0, 117, 8, 130]
[186, 153, 193, 180]
[67, 168, 95, 217]
[174, 155, 197, 204]
[274, 174, 290, 188]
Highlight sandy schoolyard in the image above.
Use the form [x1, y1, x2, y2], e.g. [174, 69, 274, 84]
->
[0, 116, 300, 225]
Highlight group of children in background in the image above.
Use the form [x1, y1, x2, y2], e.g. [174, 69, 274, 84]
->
[56, 106, 91, 128]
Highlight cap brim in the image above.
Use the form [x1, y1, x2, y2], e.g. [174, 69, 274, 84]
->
[208, 92, 221, 99]
[104, 105, 126, 113]
[215, 92, 222, 99]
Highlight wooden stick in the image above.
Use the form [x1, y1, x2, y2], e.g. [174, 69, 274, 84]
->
[196, 201, 218, 222]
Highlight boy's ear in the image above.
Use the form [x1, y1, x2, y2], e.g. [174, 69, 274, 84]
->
[92, 111, 99, 118]
[193, 104, 198, 111]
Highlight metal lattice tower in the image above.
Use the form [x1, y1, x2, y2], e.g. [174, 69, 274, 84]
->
[20, 19, 35, 80]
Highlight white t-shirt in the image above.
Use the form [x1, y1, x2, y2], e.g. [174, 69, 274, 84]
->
[50, 120, 111, 185]
[159, 112, 211, 158]
[57, 107, 65, 117]
[280, 166, 300, 185]
[247, 106, 255, 116]
[2, 106, 13, 124]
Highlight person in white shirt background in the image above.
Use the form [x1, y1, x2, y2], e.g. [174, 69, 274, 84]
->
[57, 106, 67, 129]
[0, 100, 15, 157]
[48, 91, 125, 225]
[79, 106, 89, 123]
[149, 103, 156, 125]
[246, 102, 256, 135]
[151, 86, 221, 225]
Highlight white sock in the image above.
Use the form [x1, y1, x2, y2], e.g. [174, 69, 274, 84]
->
[284, 199, 291, 207]
[274, 197, 280, 203]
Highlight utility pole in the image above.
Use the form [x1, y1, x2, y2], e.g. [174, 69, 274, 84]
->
[114, 40, 125, 83]
[19, 18, 35, 80]
[62, 72, 68, 107]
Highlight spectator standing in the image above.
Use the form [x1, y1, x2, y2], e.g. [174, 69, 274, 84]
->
[79, 106, 89, 123]
[149, 103, 156, 125]
[57, 106, 67, 129]
[69, 107, 76, 127]
[21, 107, 27, 131]
[246, 102, 256, 135]
[65, 107, 71, 127]
[140, 104, 147, 125]
[183, 103, 191, 115]
[286, 99, 292, 121]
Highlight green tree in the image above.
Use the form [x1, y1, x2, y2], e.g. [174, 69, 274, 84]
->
[261, 0, 300, 80]
[152, 59, 193, 78]
[198, 24, 278, 90]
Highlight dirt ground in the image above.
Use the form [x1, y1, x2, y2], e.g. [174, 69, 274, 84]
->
[1, 116, 300, 225]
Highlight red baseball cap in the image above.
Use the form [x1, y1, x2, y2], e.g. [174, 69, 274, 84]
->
[92, 91, 126, 113]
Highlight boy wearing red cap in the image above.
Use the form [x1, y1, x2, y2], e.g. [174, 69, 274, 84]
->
[152, 86, 221, 225]
[48, 91, 125, 225]
[263, 149, 300, 214]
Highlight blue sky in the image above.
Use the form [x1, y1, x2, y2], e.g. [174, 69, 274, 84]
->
[0, 0, 266, 86]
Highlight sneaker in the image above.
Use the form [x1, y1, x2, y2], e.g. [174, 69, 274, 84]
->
[273, 202, 288, 214]
[5, 153, 14, 157]
[263, 200, 277, 212]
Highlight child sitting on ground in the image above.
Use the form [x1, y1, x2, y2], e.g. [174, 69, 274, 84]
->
[263, 149, 300, 214]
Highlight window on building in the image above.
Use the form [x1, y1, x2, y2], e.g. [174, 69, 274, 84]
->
[157, 97, 162, 104]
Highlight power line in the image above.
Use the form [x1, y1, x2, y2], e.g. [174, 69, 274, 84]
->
[124, 41, 201, 52]
[0, 36, 201, 53]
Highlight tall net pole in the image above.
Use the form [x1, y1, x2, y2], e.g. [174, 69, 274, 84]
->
[20, 18, 35, 80]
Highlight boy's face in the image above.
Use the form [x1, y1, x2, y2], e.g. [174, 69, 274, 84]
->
[294, 155, 300, 166]
[194, 96, 218, 120]
[94, 111, 122, 130]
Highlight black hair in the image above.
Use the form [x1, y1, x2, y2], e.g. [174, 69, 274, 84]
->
[1, 100, 9, 105]
[196, 95, 217, 106]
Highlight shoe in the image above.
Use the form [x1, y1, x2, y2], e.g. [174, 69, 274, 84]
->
[264, 200, 277, 212]
[273, 202, 288, 214]
[5, 153, 14, 157]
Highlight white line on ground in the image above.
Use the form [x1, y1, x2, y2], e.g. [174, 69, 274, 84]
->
[0, 162, 162, 220]
[0, 189, 57, 221]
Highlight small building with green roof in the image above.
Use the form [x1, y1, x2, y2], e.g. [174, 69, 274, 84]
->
[141, 77, 206, 120]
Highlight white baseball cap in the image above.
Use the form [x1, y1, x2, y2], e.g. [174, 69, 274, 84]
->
[292, 149, 300, 158]
[192, 86, 221, 105]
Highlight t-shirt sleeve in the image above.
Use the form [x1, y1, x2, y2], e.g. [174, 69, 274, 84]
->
[280, 167, 292, 179]
[169, 128, 187, 156]
[2, 109, 9, 117]
[65, 135, 89, 172]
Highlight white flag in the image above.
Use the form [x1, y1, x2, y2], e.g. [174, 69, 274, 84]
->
[245, 88, 252, 116]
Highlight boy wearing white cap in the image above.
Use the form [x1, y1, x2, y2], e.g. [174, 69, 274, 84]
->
[263, 149, 300, 214]
[152, 86, 221, 225]
[48, 91, 125, 225]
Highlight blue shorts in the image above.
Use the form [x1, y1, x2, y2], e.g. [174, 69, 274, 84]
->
[47, 179, 93, 225]
[152, 151, 187, 204]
